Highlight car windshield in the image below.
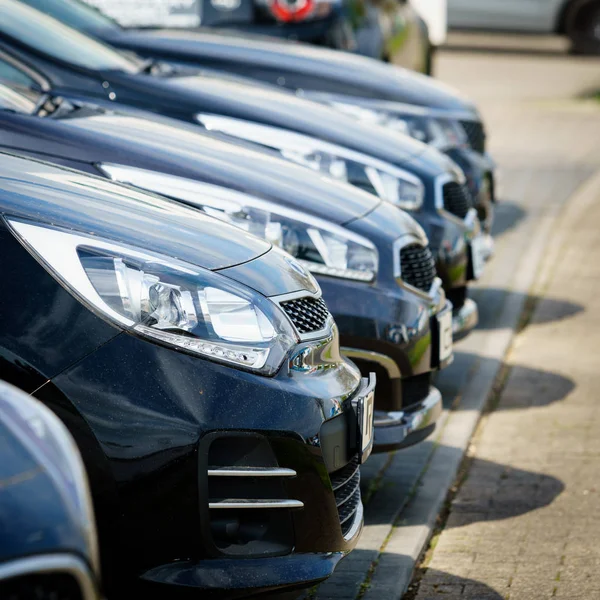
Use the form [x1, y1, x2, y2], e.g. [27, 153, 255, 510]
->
[0, 0, 138, 73]
[20, 0, 120, 34]
[0, 83, 37, 114]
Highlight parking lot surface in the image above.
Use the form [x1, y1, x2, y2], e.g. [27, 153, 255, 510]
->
[308, 34, 600, 600]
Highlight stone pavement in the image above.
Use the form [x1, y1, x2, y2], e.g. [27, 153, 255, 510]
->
[408, 168, 600, 598]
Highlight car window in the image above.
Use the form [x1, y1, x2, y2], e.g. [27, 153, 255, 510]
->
[0, 0, 138, 73]
[20, 0, 119, 33]
[0, 83, 37, 114]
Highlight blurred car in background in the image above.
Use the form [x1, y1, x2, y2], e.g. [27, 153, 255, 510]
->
[0, 0, 483, 342]
[21, 0, 492, 243]
[0, 381, 101, 600]
[78, 0, 434, 71]
[0, 151, 377, 598]
[448, 0, 600, 55]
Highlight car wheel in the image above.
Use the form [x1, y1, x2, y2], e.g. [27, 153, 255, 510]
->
[566, 0, 600, 55]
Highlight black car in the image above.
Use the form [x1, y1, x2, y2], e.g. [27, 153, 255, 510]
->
[0, 79, 448, 453]
[0, 0, 482, 340]
[0, 151, 377, 598]
[0, 380, 101, 600]
[20, 0, 494, 241]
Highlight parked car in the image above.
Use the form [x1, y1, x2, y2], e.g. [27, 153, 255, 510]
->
[20, 0, 495, 248]
[0, 0, 483, 341]
[0, 380, 101, 600]
[0, 78, 448, 452]
[448, 0, 600, 55]
[78, 0, 433, 71]
[0, 151, 377, 597]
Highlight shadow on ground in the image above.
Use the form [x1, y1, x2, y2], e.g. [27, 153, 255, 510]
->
[405, 567, 505, 600]
[446, 456, 564, 527]
[470, 287, 583, 331]
[436, 351, 576, 412]
[490, 199, 527, 238]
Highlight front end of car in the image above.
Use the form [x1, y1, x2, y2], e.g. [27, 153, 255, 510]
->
[93, 165, 448, 454]
[0, 154, 375, 598]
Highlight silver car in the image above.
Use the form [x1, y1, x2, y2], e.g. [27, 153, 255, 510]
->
[448, 0, 600, 54]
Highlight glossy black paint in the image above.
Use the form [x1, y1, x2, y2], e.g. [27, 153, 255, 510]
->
[0, 153, 367, 597]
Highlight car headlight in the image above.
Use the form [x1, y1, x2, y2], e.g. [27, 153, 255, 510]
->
[195, 114, 424, 211]
[6, 218, 296, 375]
[329, 102, 468, 151]
[0, 381, 100, 577]
[97, 164, 379, 282]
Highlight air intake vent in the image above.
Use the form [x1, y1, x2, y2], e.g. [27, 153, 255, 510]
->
[460, 120, 486, 153]
[280, 296, 331, 334]
[400, 244, 437, 292]
[442, 181, 472, 219]
[205, 434, 299, 556]
[330, 455, 362, 537]
[0, 573, 84, 600]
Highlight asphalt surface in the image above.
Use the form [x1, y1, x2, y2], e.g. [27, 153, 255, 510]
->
[305, 33, 600, 600]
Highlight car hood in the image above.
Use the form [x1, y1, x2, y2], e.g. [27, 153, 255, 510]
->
[0, 152, 271, 272]
[106, 27, 476, 113]
[103, 69, 430, 166]
[0, 110, 382, 225]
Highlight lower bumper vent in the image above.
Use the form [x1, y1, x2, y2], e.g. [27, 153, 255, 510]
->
[205, 434, 299, 557]
[330, 455, 362, 537]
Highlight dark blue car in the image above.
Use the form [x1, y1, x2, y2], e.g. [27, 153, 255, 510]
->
[0, 380, 101, 600]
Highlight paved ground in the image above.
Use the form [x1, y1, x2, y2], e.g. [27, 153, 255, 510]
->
[306, 34, 600, 600]
[407, 36, 600, 600]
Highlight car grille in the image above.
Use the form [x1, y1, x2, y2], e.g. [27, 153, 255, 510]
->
[330, 455, 361, 536]
[443, 181, 472, 219]
[280, 296, 330, 334]
[0, 573, 84, 600]
[400, 244, 437, 292]
[460, 120, 486, 154]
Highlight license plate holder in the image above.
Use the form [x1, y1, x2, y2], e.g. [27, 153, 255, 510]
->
[437, 309, 453, 364]
[470, 235, 486, 280]
[354, 376, 376, 464]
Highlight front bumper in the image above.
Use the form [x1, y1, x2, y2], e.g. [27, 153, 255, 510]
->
[452, 297, 479, 342]
[35, 328, 372, 598]
[372, 385, 443, 453]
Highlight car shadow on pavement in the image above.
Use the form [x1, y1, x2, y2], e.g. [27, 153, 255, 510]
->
[405, 567, 505, 600]
[470, 287, 583, 331]
[490, 200, 527, 238]
[446, 456, 564, 526]
[436, 351, 576, 412]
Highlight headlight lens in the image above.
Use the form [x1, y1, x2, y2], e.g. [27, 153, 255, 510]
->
[97, 164, 379, 282]
[7, 218, 296, 374]
[195, 114, 424, 211]
[330, 102, 468, 151]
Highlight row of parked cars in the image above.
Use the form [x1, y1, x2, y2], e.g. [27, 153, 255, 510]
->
[0, 1, 495, 598]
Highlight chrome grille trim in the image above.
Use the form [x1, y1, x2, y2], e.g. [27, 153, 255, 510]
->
[208, 499, 304, 509]
[207, 467, 297, 477]
[272, 289, 334, 341]
[393, 235, 443, 300]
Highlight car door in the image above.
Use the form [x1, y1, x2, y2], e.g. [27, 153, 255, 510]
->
[447, 0, 561, 32]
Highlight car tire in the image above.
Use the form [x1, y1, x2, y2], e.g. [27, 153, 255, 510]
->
[425, 43, 436, 76]
[566, 0, 600, 55]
